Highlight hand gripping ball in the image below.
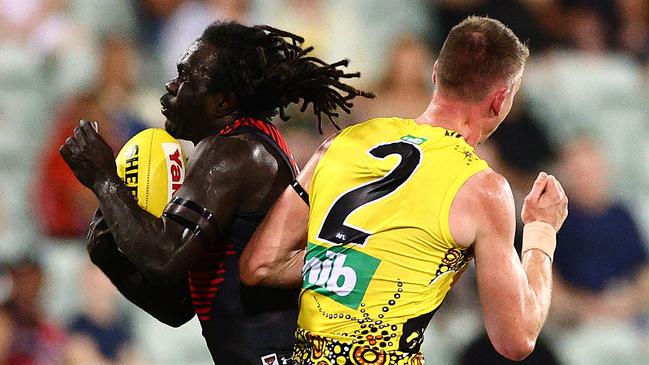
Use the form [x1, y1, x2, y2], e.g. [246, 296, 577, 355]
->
[115, 128, 187, 217]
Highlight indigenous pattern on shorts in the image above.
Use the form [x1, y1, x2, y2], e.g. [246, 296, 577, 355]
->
[293, 328, 423, 365]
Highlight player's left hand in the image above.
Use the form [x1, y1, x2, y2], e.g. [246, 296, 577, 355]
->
[87, 208, 119, 266]
[59, 119, 118, 191]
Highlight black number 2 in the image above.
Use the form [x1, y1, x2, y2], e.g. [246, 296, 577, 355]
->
[317, 141, 422, 246]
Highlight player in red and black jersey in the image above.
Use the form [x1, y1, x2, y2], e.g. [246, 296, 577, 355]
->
[59, 22, 373, 364]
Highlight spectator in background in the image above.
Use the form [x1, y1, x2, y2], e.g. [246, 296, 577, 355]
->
[433, 0, 562, 52]
[552, 137, 649, 322]
[617, 0, 649, 63]
[549, 137, 649, 365]
[158, 0, 251, 80]
[4, 257, 66, 365]
[354, 35, 433, 121]
[523, 1, 647, 210]
[33, 36, 147, 238]
[65, 264, 142, 365]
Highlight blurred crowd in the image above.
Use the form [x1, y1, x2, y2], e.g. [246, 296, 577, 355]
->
[1, 0, 649, 364]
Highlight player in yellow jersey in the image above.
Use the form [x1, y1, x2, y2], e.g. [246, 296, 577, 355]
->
[240, 16, 569, 364]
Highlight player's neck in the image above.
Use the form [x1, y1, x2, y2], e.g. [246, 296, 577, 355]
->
[191, 114, 242, 144]
[415, 92, 488, 147]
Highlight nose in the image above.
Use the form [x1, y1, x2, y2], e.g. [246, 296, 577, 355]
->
[165, 77, 179, 95]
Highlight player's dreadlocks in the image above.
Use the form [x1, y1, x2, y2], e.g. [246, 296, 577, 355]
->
[200, 22, 374, 133]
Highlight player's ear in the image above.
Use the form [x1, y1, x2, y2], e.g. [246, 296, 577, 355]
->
[210, 92, 238, 118]
[490, 87, 510, 117]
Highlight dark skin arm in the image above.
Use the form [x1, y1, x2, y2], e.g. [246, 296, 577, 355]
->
[87, 209, 194, 327]
[60, 120, 284, 286]
[241, 134, 337, 287]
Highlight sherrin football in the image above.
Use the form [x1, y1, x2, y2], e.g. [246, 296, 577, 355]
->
[115, 128, 186, 217]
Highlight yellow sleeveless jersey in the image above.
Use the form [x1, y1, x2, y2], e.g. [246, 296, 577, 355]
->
[294, 117, 489, 365]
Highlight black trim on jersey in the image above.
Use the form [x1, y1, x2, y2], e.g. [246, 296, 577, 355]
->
[398, 308, 439, 353]
[291, 180, 310, 206]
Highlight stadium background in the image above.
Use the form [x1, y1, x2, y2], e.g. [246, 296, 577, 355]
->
[1, 0, 649, 364]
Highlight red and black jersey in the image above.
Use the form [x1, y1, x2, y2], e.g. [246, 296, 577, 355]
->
[188, 118, 299, 365]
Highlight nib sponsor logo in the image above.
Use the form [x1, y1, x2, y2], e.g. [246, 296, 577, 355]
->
[303, 243, 380, 309]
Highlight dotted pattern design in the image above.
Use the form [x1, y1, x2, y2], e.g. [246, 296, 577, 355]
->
[292, 280, 424, 365]
[432, 247, 474, 282]
[453, 144, 478, 165]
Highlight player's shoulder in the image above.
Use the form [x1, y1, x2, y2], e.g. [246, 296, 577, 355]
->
[190, 133, 278, 175]
[193, 133, 257, 159]
[450, 169, 514, 247]
[460, 168, 514, 213]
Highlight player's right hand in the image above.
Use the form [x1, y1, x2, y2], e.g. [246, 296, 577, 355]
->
[521, 171, 569, 232]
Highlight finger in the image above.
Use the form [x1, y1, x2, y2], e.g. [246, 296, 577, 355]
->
[82, 120, 111, 148]
[551, 177, 565, 200]
[90, 214, 108, 231]
[73, 126, 87, 147]
[73, 125, 86, 138]
[94, 227, 111, 237]
[541, 176, 563, 205]
[64, 136, 80, 154]
[59, 143, 72, 160]
[80, 119, 99, 133]
[80, 119, 99, 139]
[528, 171, 549, 200]
[554, 177, 567, 200]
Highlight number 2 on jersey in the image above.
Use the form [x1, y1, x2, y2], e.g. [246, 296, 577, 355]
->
[317, 141, 422, 246]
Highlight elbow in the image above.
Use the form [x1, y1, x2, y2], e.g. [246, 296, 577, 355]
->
[240, 264, 269, 287]
[492, 336, 536, 361]
[239, 255, 271, 286]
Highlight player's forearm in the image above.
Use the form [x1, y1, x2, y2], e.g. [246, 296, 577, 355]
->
[497, 250, 552, 354]
[93, 177, 180, 282]
[479, 250, 550, 360]
[520, 249, 553, 338]
[517, 221, 556, 336]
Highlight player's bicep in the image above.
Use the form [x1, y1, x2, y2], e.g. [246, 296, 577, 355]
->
[154, 138, 251, 275]
[170, 138, 247, 234]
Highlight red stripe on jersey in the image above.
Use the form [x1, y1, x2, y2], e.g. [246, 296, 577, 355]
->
[218, 117, 299, 175]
